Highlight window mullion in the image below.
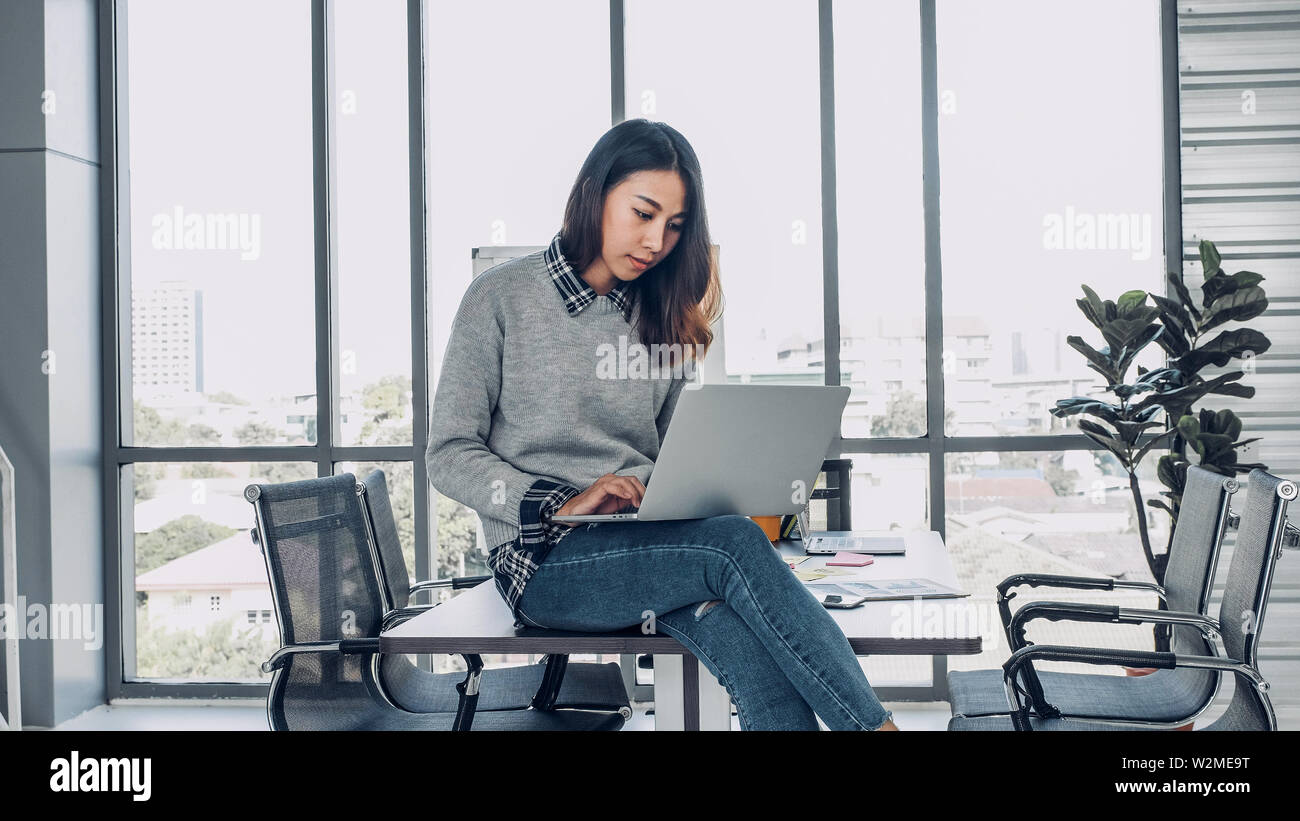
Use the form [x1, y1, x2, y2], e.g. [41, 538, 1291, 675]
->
[819, 0, 841, 391]
[312, 0, 340, 476]
[920, 0, 946, 540]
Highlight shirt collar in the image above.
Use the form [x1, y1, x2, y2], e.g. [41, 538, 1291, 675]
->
[544, 232, 633, 323]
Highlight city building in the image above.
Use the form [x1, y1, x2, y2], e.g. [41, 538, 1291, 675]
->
[131, 281, 204, 398]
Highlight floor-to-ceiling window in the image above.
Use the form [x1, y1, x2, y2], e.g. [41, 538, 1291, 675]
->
[110, 0, 417, 693]
[934, 0, 1167, 675]
[109, 1, 1290, 710]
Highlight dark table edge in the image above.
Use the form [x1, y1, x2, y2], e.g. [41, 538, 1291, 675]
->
[379, 634, 980, 731]
[379, 636, 983, 655]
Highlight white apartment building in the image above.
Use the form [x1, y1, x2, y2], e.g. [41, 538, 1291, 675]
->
[132, 281, 203, 397]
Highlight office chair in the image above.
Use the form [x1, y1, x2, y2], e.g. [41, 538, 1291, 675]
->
[948, 465, 1237, 724]
[247, 473, 624, 731]
[948, 467, 1294, 730]
[357, 469, 631, 716]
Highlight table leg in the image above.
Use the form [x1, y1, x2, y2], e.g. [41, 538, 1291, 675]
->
[931, 655, 950, 701]
[682, 655, 699, 731]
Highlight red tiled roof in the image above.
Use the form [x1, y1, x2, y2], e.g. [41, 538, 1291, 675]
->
[945, 477, 1057, 499]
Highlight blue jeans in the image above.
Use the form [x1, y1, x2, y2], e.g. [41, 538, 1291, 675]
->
[514, 514, 893, 731]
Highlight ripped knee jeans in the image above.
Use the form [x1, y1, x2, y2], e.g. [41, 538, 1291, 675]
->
[513, 515, 892, 731]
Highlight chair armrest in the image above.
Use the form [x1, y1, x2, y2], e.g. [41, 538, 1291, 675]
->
[1009, 601, 1219, 651]
[260, 638, 381, 673]
[408, 575, 492, 601]
[996, 573, 1164, 600]
[998, 573, 1123, 598]
[996, 573, 1166, 645]
[1001, 644, 1259, 731]
[381, 604, 436, 633]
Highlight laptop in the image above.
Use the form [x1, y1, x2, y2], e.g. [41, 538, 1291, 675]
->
[550, 384, 850, 524]
[793, 504, 908, 555]
[803, 533, 908, 555]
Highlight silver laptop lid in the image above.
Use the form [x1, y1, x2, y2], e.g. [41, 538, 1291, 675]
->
[636, 384, 850, 520]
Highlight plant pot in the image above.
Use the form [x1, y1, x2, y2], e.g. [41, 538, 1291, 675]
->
[1123, 666, 1194, 730]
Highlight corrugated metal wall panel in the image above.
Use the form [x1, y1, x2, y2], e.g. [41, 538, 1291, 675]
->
[1180, 7, 1300, 716]
[1179, 1, 1300, 478]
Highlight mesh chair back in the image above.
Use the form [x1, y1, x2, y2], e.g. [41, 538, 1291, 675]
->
[358, 469, 436, 705]
[1217, 468, 1294, 667]
[247, 473, 390, 730]
[1136, 468, 1225, 714]
[1164, 466, 1232, 614]
[359, 469, 411, 611]
[1163, 466, 1234, 655]
[1176, 467, 1290, 732]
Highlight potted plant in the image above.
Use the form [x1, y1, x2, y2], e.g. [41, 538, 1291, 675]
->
[1144, 241, 1271, 552]
[1050, 240, 1272, 654]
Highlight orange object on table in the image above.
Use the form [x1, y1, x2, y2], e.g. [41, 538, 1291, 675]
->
[750, 515, 783, 542]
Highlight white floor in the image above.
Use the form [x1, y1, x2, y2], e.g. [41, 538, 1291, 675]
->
[46, 699, 954, 731]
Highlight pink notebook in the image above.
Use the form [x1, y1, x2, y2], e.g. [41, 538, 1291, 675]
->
[827, 552, 873, 567]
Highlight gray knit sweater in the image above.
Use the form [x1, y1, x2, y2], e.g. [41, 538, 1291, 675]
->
[425, 242, 691, 554]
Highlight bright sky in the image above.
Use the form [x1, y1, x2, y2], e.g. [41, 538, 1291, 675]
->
[126, 0, 1164, 402]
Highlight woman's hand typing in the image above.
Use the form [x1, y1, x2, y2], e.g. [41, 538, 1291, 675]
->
[551, 473, 647, 526]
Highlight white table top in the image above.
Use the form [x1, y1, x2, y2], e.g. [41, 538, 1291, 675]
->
[381, 530, 981, 656]
[774, 530, 980, 653]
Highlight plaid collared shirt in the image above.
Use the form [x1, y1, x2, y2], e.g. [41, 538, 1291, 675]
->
[487, 479, 582, 626]
[543, 231, 634, 322]
[486, 232, 634, 626]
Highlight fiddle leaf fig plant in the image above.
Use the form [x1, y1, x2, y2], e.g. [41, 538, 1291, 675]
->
[1151, 242, 1269, 394]
[1146, 240, 1272, 538]
[1149, 409, 1268, 530]
[1052, 240, 1273, 588]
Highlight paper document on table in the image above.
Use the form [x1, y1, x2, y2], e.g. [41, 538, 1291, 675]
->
[792, 566, 863, 581]
[805, 578, 967, 601]
[794, 569, 831, 582]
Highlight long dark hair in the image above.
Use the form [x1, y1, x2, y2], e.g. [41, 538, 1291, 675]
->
[559, 119, 722, 366]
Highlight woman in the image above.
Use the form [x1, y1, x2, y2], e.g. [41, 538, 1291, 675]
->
[427, 118, 896, 731]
